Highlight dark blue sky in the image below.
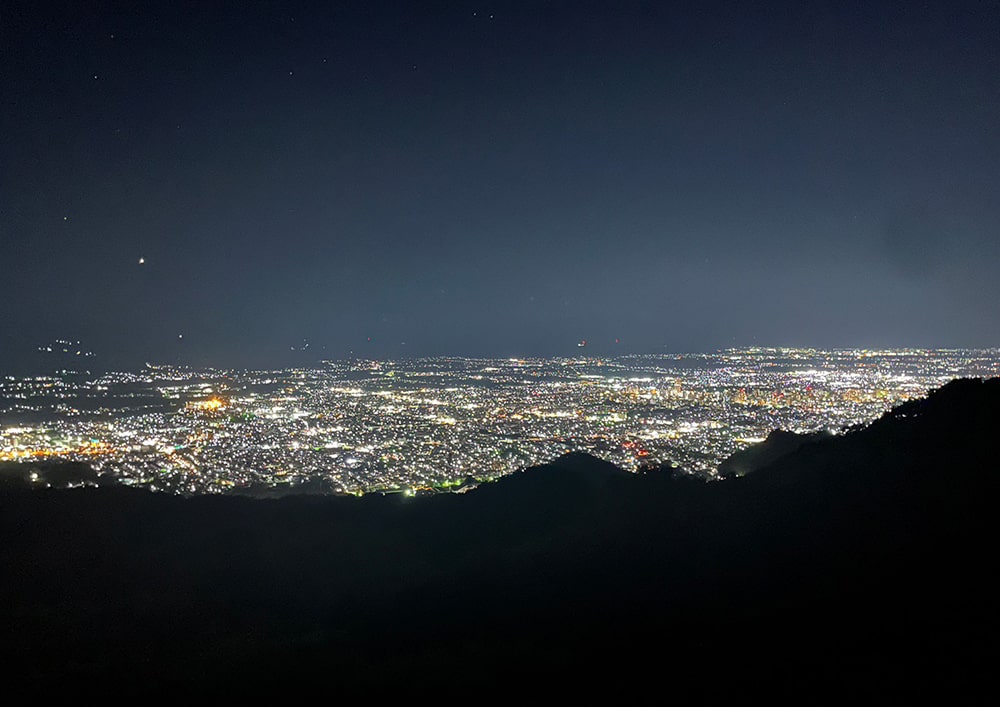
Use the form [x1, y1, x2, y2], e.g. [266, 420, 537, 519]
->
[2, 1, 999, 370]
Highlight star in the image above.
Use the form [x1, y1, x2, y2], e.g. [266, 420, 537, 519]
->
[138, 257, 145, 265]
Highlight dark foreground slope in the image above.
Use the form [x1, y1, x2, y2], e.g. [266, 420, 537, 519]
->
[2, 378, 998, 700]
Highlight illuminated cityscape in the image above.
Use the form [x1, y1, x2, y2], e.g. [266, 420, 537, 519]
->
[2, 347, 997, 495]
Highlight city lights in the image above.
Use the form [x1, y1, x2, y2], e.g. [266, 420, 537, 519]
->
[1, 348, 997, 495]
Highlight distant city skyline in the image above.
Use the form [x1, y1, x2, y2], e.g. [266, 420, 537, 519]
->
[3, 347, 998, 494]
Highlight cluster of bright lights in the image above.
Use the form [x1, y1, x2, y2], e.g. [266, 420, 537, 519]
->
[1, 348, 997, 495]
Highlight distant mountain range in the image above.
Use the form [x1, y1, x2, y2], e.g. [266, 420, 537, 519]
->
[1, 378, 998, 700]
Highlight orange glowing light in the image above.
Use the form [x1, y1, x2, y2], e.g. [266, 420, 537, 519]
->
[187, 398, 227, 412]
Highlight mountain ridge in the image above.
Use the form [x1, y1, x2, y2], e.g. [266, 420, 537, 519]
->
[1, 378, 997, 699]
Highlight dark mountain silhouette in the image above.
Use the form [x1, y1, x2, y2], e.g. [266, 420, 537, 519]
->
[1, 378, 998, 700]
[718, 428, 833, 478]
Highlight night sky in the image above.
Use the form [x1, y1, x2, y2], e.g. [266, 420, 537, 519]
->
[2, 1, 999, 371]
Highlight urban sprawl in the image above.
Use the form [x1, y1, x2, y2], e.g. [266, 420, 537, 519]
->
[2, 348, 997, 495]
